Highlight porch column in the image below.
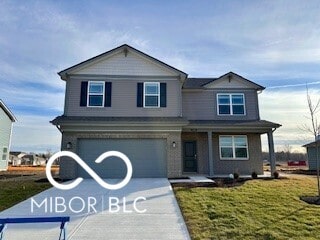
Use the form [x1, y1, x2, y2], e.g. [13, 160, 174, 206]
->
[208, 131, 214, 176]
[267, 130, 276, 175]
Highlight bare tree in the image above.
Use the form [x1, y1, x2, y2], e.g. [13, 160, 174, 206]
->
[302, 85, 320, 196]
[45, 148, 53, 159]
[283, 144, 292, 161]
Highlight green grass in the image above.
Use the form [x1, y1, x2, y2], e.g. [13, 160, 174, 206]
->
[174, 176, 320, 240]
[0, 180, 51, 212]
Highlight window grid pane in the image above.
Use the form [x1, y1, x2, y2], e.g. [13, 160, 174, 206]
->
[232, 95, 244, 104]
[235, 148, 248, 158]
[145, 84, 159, 95]
[220, 136, 233, 146]
[89, 83, 104, 94]
[219, 105, 231, 115]
[232, 105, 245, 115]
[89, 95, 103, 106]
[218, 95, 230, 104]
[221, 147, 234, 158]
[145, 96, 159, 106]
[234, 136, 247, 147]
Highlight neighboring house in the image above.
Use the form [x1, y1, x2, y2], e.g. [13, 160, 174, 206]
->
[21, 154, 46, 166]
[51, 44, 281, 179]
[11, 153, 47, 166]
[303, 136, 320, 170]
[0, 100, 16, 171]
[9, 151, 27, 166]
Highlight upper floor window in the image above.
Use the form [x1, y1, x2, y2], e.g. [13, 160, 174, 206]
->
[2, 147, 8, 161]
[144, 82, 160, 108]
[80, 81, 111, 107]
[219, 136, 248, 160]
[88, 81, 105, 107]
[217, 93, 245, 115]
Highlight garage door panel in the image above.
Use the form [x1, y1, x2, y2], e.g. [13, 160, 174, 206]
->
[77, 139, 167, 178]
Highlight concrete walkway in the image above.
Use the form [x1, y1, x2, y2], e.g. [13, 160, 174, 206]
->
[0, 179, 190, 240]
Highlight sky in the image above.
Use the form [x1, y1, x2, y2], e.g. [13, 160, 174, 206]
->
[0, 0, 320, 153]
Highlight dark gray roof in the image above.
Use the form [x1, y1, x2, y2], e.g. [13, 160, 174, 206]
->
[183, 78, 216, 89]
[51, 116, 189, 125]
[188, 120, 280, 127]
[183, 72, 265, 90]
[10, 151, 26, 156]
[52, 116, 280, 132]
[185, 120, 281, 133]
[303, 139, 320, 147]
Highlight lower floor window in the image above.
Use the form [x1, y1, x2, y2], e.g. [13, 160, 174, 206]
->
[219, 135, 248, 159]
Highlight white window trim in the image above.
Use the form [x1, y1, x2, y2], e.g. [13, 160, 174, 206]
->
[2, 146, 8, 161]
[143, 82, 160, 108]
[219, 135, 249, 160]
[217, 93, 246, 116]
[87, 81, 105, 107]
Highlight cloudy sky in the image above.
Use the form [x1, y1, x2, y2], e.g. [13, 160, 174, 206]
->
[1, 0, 319, 153]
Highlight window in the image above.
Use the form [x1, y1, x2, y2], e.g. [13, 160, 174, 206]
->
[88, 81, 105, 107]
[217, 94, 245, 115]
[144, 82, 160, 107]
[219, 136, 248, 159]
[2, 147, 8, 161]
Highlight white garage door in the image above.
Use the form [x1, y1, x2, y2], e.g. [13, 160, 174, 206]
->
[77, 139, 167, 178]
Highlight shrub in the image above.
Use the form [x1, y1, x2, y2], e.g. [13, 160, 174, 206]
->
[273, 171, 279, 179]
[233, 172, 239, 180]
[215, 179, 225, 187]
[251, 171, 258, 179]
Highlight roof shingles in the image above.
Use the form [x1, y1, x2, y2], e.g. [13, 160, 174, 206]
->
[183, 78, 216, 89]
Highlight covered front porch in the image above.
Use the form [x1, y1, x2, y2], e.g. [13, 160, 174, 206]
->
[181, 120, 281, 177]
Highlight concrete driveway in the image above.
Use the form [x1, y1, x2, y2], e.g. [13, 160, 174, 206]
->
[0, 179, 190, 240]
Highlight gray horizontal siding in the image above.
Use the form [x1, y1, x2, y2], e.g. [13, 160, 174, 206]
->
[212, 133, 263, 175]
[64, 78, 182, 117]
[182, 89, 260, 120]
[75, 50, 178, 76]
[307, 146, 320, 170]
[0, 110, 12, 170]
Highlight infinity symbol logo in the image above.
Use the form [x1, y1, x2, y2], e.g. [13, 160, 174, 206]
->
[46, 151, 133, 190]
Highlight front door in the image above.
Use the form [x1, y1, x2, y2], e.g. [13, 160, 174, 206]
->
[183, 141, 197, 172]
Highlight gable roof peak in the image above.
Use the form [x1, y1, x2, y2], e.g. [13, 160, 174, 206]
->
[58, 44, 188, 81]
[203, 71, 265, 90]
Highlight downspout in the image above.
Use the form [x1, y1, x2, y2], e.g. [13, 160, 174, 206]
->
[315, 138, 320, 196]
[180, 74, 187, 118]
[257, 89, 263, 120]
[7, 122, 14, 170]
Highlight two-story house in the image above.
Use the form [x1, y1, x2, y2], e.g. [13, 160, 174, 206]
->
[52, 44, 280, 179]
[0, 99, 16, 171]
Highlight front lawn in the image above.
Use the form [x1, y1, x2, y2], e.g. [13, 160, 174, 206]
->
[0, 179, 51, 212]
[174, 175, 320, 240]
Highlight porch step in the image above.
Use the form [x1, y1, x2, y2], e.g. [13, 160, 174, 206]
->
[189, 176, 214, 183]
